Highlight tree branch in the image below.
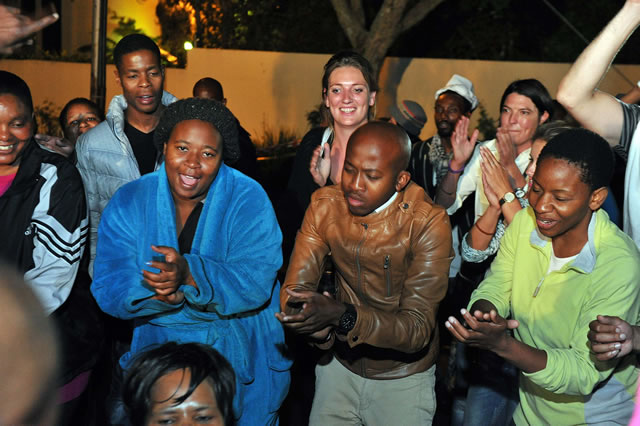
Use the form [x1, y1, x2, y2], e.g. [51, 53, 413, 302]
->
[349, 0, 366, 28]
[363, 0, 408, 68]
[330, 0, 368, 48]
[400, 0, 445, 33]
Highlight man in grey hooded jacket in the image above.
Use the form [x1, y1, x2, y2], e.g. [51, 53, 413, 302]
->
[76, 34, 177, 274]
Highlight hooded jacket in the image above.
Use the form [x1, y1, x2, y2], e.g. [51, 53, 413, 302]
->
[282, 182, 453, 379]
[75, 91, 177, 272]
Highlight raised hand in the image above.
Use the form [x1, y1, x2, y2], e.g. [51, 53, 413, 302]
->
[309, 143, 331, 187]
[0, 6, 59, 54]
[35, 134, 74, 158]
[495, 127, 517, 168]
[480, 146, 513, 207]
[495, 127, 527, 188]
[450, 116, 480, 170]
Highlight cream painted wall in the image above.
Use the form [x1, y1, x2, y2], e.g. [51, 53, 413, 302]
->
[2, 50, 640, 143]
[61, 0, 93, 53]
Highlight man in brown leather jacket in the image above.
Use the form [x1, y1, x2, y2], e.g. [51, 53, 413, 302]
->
[277, 121, 453, 425]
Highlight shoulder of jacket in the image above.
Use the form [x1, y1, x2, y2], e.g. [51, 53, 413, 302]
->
[401, 183, 446, 220]
[410, 138, 426, 157]
[110, 173, 154, 204]
[299, 127, 328, 148]
[310, 184, 343, 202]
[162, 91, 178, 105]
[106, 95, 126, 120]
[76, 121, 123, 165]
[594, 210, 640, 267]
[41, 154, 82, 181]
[225, 166, 270, 204]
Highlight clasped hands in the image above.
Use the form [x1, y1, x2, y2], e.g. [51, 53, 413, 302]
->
[276, 288, 346, 342]
[446, 308, 519, 354]
[143, 245, 194, 305]
[587, 315, 636, 361]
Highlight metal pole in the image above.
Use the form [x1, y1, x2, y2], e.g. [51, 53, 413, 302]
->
[90, 0, 108, 112]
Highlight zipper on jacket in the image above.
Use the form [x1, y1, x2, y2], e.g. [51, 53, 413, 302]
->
[532, 277, 544, 297]
[384, 254, 392, 297]
[355, 223, 368, 295]
[355, 222, 368, 378]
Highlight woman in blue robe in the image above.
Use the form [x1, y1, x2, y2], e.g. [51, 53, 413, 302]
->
[91, 98, 291, 425]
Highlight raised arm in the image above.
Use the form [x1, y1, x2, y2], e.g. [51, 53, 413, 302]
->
[556, 0, 640, 145]
[435, 116, 479, 210]
[0, 5, 58, 54]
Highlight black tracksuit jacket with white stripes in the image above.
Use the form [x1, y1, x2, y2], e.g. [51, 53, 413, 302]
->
[0, 141, 88, 314]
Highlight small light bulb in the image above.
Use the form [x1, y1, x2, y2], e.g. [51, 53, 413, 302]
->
[184, 41, 194, 50]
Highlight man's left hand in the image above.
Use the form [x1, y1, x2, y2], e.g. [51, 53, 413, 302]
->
[276, 289, 345, 335]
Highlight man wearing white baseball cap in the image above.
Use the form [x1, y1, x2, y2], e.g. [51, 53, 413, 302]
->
[409, 74, 478, 198]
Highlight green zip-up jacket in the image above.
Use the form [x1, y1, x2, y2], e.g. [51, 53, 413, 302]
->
[470, 207, 640, 425]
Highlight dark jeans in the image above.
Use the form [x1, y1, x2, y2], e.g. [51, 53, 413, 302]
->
[451, 344, 519, 426]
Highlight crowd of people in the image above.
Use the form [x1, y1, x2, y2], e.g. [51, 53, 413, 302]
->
[1, 1, 640, 425]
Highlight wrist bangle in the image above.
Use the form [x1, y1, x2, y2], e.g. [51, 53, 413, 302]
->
[475, 221, 495, 236]
[448, 159, 465, 174]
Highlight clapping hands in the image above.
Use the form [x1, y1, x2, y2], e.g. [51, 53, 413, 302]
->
[450, 116, 480, 170]
[143, 245, 192, 305]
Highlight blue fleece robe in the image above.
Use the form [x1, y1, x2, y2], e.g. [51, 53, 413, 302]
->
[91, 164, 291, 425]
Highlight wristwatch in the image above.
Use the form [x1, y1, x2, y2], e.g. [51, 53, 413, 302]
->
[499, 192, 516, 206]
[514, 187, 526, 199]
[336, 303, 357, 335]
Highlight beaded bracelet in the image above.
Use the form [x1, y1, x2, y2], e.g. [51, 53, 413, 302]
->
[475, 222, 496, 236]
[448, 159, 465, 174]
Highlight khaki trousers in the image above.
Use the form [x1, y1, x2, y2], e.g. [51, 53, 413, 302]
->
[309, 356, 436, 425]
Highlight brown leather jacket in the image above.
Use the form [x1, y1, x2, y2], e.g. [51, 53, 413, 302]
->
[281, 182, 453, 379]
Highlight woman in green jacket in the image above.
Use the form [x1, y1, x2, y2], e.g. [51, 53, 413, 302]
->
[446, 128, 640, 424]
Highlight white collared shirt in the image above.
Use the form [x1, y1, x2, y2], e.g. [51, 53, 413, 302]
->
[374, 192, 398, 214]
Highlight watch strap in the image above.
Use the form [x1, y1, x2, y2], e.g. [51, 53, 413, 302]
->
[499, 192, 516, 206]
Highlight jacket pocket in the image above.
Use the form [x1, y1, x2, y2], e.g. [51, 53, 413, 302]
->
[384, 254, 392, 297]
